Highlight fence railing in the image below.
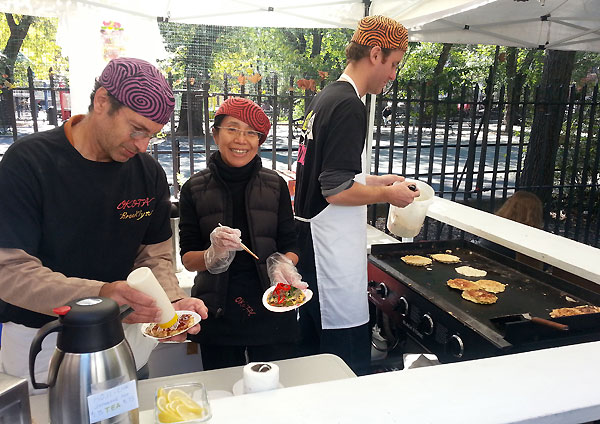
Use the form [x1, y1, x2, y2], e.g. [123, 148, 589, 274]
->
[1, 67, 598, 249]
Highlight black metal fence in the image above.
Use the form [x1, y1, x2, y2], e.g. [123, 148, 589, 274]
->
[0, 67, 70, 138]
[1, 67, 598, 248]
[371, 80, 599, 249]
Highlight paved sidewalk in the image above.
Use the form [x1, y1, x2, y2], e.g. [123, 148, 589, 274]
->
[1, 120, 519, 197]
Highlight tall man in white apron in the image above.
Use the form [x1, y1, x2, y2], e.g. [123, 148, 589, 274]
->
[294, 16, 420, 375]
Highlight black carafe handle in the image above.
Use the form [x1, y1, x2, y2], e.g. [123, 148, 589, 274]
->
[119, 304, 134, 321]
[29, 319, 62, 389]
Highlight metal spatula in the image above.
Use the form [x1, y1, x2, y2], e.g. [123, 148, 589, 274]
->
[491, 313, 569, 331]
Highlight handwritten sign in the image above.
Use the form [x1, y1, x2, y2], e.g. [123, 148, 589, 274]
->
[87, 380, 138, 422]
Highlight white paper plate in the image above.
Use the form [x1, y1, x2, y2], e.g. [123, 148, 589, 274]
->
[232, 379, 284, 396]
[140, 310, 201, 340]
[262, 285, 313, 313]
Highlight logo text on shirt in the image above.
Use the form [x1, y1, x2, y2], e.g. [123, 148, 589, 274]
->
[117, 197, 155, 221]
[119, 209, 154, 221]
[116, 198, 155, 209]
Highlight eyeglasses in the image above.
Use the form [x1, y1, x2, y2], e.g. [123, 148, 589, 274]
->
[215, 126, 263, 141]
[130, 130, 166, 146]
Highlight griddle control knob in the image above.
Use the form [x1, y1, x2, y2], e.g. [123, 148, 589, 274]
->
[449, 334, 465, 358]
[394, 296, 409, 317]
[370, 282, 388, 299]
[419, 313, 434, 336]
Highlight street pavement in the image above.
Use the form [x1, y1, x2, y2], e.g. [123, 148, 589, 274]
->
[1, 121, 523, 198]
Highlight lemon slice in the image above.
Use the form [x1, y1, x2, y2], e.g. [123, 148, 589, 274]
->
[156, 396, 169, 414]
[157, 411, 181, 423]
[157, 387, 207, 423]
[178, 397, 203, 414]
[169, 398, 184, 409]
[167, 388, 193, 403]
[176, 404, 204, 420]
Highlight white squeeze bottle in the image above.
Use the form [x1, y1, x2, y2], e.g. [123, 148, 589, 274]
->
[127, 267, 178, 328]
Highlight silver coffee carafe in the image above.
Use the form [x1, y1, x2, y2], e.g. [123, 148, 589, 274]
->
[29, 297, 139, 424]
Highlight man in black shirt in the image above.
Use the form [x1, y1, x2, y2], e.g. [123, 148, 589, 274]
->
[294, 16, 419, 375]
[0, 57, 208, 387]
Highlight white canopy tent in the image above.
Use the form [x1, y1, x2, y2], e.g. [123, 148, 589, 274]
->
[0, 0, 502, 114]
[408, 0, 600, 53]
[0, 0, 496, 29]
[2, 0, 598, 53]
[1, 0, 598, 113]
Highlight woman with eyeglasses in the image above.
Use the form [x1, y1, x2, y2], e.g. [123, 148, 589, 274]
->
[178, 97, 304, 370]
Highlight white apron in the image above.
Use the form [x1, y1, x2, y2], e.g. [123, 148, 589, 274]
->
[298, 174, 369, 329]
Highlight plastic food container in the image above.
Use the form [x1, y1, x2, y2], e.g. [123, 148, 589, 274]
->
[155, 382, 212, 423]
[387, 179, 434, 238]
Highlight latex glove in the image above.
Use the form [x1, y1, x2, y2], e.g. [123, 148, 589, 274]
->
[204, 226, 242, 274]
[266, 252, 308, 290]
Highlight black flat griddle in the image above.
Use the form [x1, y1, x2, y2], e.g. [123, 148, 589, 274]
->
[369, 240, 600, 345]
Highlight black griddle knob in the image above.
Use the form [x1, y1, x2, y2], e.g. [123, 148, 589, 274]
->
[418, 313, 434, 336]
[448, 334, 465, 359]
[369, 281, 389, 299]
[376, 283, 389, 299]
[394, 296, 409, 317]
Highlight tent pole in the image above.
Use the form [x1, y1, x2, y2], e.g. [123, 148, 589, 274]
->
[362, 0, 375, 177]
[363, 1, 371, 17]
[364, 94, 376, 176]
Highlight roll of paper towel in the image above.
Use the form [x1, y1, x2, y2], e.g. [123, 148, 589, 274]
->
[243, 362, 280, 394]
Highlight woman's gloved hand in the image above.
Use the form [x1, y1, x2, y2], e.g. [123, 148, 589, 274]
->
[266, 252, 308, 289]
[204, 226, 242, 274]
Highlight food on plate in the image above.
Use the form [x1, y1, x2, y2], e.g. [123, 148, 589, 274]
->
[549, 305, 600, 318]
[475, 279, 506, 293]
[462, 289, 498, 304]
[455, 265, 487, 277]
[156, 387, 208, 423]
[431, 253, 461, 264]
[447, 278, 479, 290]
[145, 313, 195, 339]
[401, 255, 432, 267]
[266, 283, 306, 308]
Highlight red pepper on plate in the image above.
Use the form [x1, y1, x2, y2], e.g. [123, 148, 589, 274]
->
[273, 283, 291, 304]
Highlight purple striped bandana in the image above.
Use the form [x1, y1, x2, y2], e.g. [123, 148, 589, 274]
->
[98, 57, 174, 125]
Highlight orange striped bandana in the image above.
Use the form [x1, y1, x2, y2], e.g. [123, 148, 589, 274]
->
[351, 16, 408, 51]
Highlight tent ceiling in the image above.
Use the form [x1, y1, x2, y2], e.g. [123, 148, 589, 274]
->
[0, 0, 494, 29]
[1, 0, 599, 51]
[408, 0, 600, 52]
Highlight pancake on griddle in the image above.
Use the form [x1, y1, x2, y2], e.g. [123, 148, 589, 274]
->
[549, 305, 600, 318]
[401, 255, 432, 267]
[461, 289, 498, 304]
[475, 279, 506, 293]
[455, 265, 487, 277]
[447, 278, 479, 290]
[431, 253, 461, 264]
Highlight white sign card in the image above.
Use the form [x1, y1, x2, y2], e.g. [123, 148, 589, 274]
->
[87, 379, 138, 422]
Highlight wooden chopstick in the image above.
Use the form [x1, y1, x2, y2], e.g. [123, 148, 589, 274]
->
[218, 223, 259, 260]
[240, 242, 259, 260]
